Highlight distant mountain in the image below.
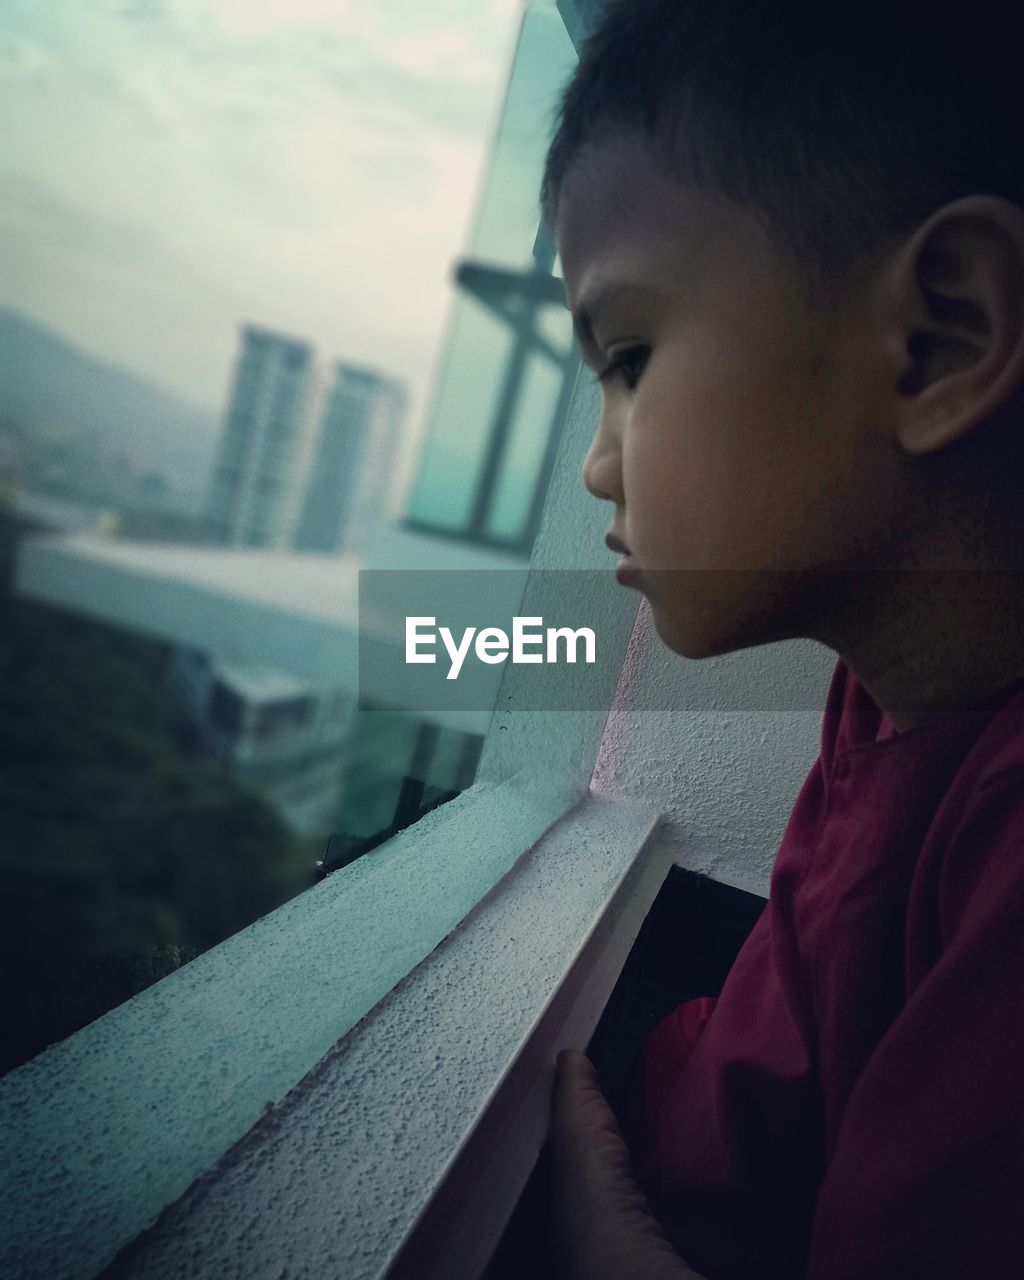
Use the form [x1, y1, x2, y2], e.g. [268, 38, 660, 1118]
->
[0, 308, 221, 510]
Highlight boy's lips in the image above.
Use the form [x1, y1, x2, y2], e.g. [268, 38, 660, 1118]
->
[605, 531, 642, 585]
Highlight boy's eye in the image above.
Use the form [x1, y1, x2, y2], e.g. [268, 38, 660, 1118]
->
[594, 345, 650, 392]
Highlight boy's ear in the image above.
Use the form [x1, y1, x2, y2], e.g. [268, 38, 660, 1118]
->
[888, 195, 1024, 456]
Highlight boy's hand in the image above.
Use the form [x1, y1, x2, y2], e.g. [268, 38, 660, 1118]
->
[549, 1049, 708, 1280]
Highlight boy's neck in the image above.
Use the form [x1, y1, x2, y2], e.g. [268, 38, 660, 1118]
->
[836, 570, 1024, 732]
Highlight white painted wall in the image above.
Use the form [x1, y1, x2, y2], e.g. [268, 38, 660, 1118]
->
[593, 605, 836, 896]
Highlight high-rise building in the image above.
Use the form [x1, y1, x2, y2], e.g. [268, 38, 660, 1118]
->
[293, 364, 406, 554]
[206, 327, 319, 548]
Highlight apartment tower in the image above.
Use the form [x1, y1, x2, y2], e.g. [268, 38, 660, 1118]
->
[206, 326, 317, 547]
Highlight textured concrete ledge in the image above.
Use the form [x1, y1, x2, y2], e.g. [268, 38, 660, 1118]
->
[98, 791, 666, 1280]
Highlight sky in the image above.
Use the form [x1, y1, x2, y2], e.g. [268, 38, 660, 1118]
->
[0, 0, 525, 449]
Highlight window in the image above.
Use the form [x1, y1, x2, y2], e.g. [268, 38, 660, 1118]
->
[0, 5, 676, 1279]
[252, 695, 314, 741]
[1, 0, 541, 1080]
[208, 680, 246, 738]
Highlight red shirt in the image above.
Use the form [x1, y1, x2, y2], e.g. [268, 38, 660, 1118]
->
[639, 659, 1024, 1279]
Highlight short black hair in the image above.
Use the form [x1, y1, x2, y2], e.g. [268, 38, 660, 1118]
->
[542, 0, 1024, 287]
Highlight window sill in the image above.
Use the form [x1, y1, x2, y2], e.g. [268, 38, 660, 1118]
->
[99, 791, 666, 1280]
[4, 789, 667, 1279]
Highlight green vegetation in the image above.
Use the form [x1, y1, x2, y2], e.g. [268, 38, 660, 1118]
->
[0, 508, 316, 1076]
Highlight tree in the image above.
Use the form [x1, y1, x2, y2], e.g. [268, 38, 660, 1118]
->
[0, 507, 312, 1076]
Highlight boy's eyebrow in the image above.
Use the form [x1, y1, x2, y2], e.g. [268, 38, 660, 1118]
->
[571, 310, 599, 364]
[570, 280, 643, 361]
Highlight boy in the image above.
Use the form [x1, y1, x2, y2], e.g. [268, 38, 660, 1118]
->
[541, 2, 1024, 1277]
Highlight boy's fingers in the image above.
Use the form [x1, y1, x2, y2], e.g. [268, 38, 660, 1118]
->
[553, 1048, 600, 1116]
[551, 1048, 624, 1151]
[557, 1046, 596, 1078]
[548, 1048, 709, 1280]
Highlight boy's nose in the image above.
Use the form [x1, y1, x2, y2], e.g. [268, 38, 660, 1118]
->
[583, 420, 624, 505]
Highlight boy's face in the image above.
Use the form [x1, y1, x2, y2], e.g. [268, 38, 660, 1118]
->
[557, 130, 897, 658]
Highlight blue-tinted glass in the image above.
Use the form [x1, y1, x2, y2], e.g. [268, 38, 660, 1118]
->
[406, 303, 515, 530]
[485, 345, 569, 542]
[405, 2, 576, 538]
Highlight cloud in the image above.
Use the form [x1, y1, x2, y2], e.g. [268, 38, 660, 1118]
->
[0, 173, 250, 407]
[0, 0, 525, 442]
[205, 0, 520, 77]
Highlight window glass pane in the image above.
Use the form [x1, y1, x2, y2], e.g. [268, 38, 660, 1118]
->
[332, 705, 422, 839]
[403, 0, 577, 548]
[1, 0, 555, 1077]
[484, 347, 571, 544]
[404, 305, 516, 531]
[467, 4, 577, 266]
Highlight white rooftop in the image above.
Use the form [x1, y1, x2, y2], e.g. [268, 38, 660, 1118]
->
[33, 536, 362, 625]
[13, 526, 528, 734]
[213, 660, 318, 704]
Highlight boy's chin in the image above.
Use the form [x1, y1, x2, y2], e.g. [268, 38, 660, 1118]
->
[650, 607, 745, 660]
[645, 571, 801, 660]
